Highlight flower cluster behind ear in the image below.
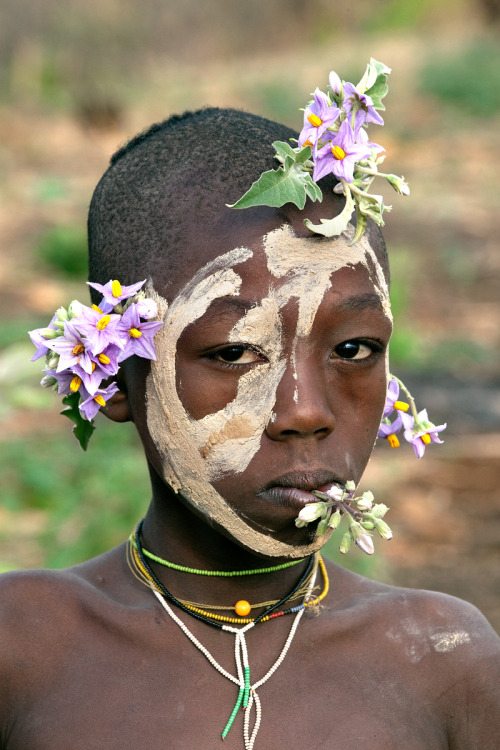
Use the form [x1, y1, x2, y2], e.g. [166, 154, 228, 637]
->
[29, 280, 163, 450]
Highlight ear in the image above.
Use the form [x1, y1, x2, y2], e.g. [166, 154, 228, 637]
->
[99, 366, 133, 423]
[100, 384, 132, 423]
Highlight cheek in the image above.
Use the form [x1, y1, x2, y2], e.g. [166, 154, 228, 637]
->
[175, 358, 241, 420]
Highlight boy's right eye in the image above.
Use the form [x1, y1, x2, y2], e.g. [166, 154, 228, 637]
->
[210, 345, 263, 366]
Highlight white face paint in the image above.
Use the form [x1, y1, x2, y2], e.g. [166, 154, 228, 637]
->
[145, 224, 391, 557]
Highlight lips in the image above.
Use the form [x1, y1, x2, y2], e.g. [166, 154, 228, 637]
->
[258, 471, 344, 511]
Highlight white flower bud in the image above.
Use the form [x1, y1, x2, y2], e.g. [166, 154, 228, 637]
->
[345, 480, 356, 492]
[355, 495, 373, 512]
[328, 510, 341, 530]
[329, 70, 342, 95]
[136, 298, 158, 320]
[324, 484, 344, 502]
[371, 503, 389, 518]
[297, 502, 326, 524]
[68, 300, 83, 318]
[387, 174, 410, 196]
[374, 518, 393, 540]
[40, 374, 57, 389]
[356, 532, 375, 555]
[46, 354, 59, 369]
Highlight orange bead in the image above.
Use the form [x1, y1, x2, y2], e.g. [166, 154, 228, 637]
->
[235, 600, 251, 617]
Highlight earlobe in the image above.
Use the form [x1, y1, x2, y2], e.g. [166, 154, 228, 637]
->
[101, 385, 132, 423]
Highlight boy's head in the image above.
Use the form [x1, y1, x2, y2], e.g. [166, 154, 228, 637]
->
[89, 109, 392, 558]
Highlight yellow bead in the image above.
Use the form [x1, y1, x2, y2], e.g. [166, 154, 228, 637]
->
[235, 600, 251, 617]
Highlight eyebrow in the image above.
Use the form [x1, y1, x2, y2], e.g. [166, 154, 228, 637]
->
[335, 292, 387, 313]
[197, 291, 386, 326]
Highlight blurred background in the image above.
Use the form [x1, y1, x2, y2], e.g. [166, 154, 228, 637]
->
[0, 0, 499, 631]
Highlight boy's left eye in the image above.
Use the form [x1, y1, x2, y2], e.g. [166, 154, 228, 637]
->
[332, 341, 377, 360]
[212, 345, 263, 365]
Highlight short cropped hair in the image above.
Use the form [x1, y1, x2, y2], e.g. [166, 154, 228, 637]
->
[87, 107, 387, 297]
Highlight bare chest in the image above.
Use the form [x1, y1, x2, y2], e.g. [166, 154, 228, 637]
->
[4, 611, 448, 750]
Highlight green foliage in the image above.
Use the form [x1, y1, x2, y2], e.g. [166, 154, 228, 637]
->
[61, 392, 95, 451]
[228, 143, 321, 210]
[35, 224, 88, 279]
[0, 420, 150, 569]
[420, 39, 500, 117]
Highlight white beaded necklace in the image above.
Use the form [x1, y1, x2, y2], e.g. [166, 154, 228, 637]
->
[151, 555, 318, 749]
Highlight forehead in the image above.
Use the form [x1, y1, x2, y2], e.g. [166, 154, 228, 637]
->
[155, 207, 389, 316]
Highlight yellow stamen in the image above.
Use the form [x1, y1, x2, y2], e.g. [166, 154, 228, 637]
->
[92, 304, 103, 313]
[303, 139, 313, 148]
[128, 327, 142, 338]
[331, 145, 346, 160]
[94, 394, 106, 407]
[387, 434, 400, 449]
[421, 433, 431, 445]
[394, 401, 409, 412]
[96, 315, 111, 331]
[98, 353, 111, 365]
[72, 344, 84, 355]
[307, 113, 322, 128]
[111, 280, 122, 297]
[70, 376, 82, 392]
[91, 362, 96, 372]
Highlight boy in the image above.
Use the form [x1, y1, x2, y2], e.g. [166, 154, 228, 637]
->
[1, 106, 499, 749]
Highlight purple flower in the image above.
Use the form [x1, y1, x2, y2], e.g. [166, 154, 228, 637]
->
[378, 411, 404, 448]
[313, 120, 371, 183]
[382, 378, 410, 418]
[342, 82, 384, 131]
[46, 320, 94, 374]
[356, 125, 385, 157]
[298, 88, 340, 148]
[90, 344, 121, 380]
[116, 303, 163, 361]
[71, 306, 125, 354]
[29, 316, 58, 361]
[87, 279, 146, 306]
[329, 71, 342, 96]
[401, 409, 446, 458]
[79, 382, 119, 421]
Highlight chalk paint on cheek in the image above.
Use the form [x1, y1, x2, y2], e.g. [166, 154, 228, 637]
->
[145, 247, 321, 557]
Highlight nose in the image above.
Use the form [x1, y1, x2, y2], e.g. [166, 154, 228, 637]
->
[265, 353, 335, 441]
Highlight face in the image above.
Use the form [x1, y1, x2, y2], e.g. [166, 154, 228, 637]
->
[137, 220, 392, 558]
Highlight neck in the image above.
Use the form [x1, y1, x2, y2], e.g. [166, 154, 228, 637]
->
[138, 466, 312, 607]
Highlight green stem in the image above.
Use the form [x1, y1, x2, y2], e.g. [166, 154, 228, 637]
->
[390, 373, 419, 421]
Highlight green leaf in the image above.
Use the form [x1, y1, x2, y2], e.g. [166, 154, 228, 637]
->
[364, 60, 392, 110]
[351, 208, 367, 245]
[273, 140, 299, 161]
[61, 392, 95, 451]
[303, 189, 355, 237]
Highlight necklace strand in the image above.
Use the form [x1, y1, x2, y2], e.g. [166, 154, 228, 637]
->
[128, 540, 326, 625]
[151, 558, 317, 749]
[130, 525, 304, 576]
[133, 521, 315, 629]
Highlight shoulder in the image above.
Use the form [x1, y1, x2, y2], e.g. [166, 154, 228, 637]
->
[323, 563, 500, 744]
[330, 563, 500, 663]
[0, 545, 137, 668]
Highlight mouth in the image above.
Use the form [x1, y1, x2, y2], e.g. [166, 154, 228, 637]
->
[257, 470, 345, 511]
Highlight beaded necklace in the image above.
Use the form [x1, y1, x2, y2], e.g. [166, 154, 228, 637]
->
[131, 524, 327, 748]
[151, 559, 318, 749]
[133, 522, 316, 629]
[129, 540, 328, 626]
[129, 526, 304, 576]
